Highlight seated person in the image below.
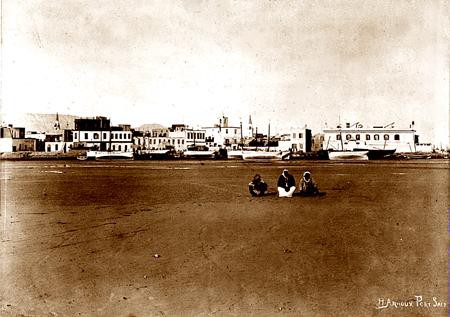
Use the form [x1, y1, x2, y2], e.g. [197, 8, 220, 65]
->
[277, 169, 296, 197]
[299, 171, 319, 196]
[248, 174, 268, 196]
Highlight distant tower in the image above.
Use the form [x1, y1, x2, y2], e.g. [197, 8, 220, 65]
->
[54, 112, 61, 131]
[248, 115, 253, 137]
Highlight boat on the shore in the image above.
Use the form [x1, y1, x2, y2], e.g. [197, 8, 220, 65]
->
[328, 150, 369, 160]
[134, 149, 174, 160]
[242, 150, 290, 161]
[183, 145, 216, 159]
[353, 147, 396, 160]
[78, 150, 134, 160]
[227, 150, 244, 159]
[405, 153, 432, 159]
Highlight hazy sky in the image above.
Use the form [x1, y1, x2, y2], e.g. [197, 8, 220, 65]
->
[1, 1, 448, 145]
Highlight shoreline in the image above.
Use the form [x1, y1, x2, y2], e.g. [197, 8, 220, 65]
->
[1, 151, 448, 161]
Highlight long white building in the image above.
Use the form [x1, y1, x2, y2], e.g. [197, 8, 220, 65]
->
[323, 122, 431, 153]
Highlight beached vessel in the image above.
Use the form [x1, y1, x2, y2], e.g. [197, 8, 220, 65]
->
[134, 149, 174, 160]
[227, 150, 244, 159]
[353, 147, 396, 160]
[242, 150, 290, 161]
[183, 145, 216, 159]
[405, 153, 432, 159]
[80, 150, 134, 160]
[328, 150, 369, 160]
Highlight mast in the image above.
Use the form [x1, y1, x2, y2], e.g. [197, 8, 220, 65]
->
[267, 122, 270, 151]
[240, 121, 243, 149]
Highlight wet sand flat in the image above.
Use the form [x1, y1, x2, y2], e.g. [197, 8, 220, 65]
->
[1, 160, 448, 316]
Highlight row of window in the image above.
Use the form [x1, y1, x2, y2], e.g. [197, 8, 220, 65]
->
[292, 133, 304, 139]
[187, 132, 206, 140]
[111, 144, 128, 151]
[73, 132, 131, 140]
[336, 134, 401, 141]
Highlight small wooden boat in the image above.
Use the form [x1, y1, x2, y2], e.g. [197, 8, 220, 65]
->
[183, 145, 215, 159]
[405, 153, 432, 159]
[86, 150, 134, 160]
[134, 149, 174, 160]
[353, 148, 396, 160]
[328, 150, 369, 160]
[242, 150, 290, 161]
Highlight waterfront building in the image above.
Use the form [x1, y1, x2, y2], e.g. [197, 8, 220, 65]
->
[312, 133, 325, 152]
[203, 116, 242, 150]
[277, 128, 312, 152]
[147, 127, 172, 150]
[0, 125, 36, 152]
[322, 122, 430, 153]
[168, 124, 206, 151]
[72, 117, 132, 152]
[44, 130, 74, 152]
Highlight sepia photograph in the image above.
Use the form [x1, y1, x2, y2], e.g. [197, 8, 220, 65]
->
[1, 1, 449, 316]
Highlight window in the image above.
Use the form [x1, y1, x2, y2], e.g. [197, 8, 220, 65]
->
[74, 132, 78, 140]
[84, 133, 88, 139]
[182, 140, 184, 144]
[103, 133, 107, 139]
[93, 133, 99, 139]
[177, 139, 180, 144]
[234, 129, 237, 134]
[55, 144, 59, 151]
[225, 129, 228, 134]
[336, 134, 341, 140]
[119, 134, 122, 140]
[355, 134, 360, 140]
[374, 134, 380, 140]
[384, 134, 389, 140]
[293, 133, 297, 139]
[299, 133, 303, 138]
[299, 144, 303, 149]
[118, 145, 121, 151]
[125, 145, 127, 151]
[366, 134, 370, 140]
[394, 134, 400, 141]
[346, 134, 352, 140]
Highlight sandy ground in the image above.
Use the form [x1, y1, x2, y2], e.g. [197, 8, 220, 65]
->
[0, 160, 448, 317]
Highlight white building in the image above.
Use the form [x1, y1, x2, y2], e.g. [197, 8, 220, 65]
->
[277, 128, 312, 152]
[323, 122, 428, 153]
[203, 116, 242, 150]
[168, 124, 206, 151]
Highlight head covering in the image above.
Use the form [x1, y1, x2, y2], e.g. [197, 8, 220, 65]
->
[303, 171, 311, 182]
[282, 169, 289, 176]
[253, 174, 261, 182]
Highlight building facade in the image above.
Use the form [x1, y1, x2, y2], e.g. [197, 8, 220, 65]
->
[1, 126, 36, 152]
[323, 122, 425, 153]
[72, 117, 132, 152]
[203, 116, 242, 150]
[277, 128, 312, 152]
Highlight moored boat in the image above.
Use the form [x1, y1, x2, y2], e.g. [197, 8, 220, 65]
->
[242, 150, 290, 161]
[328, 150, 369, 160]
[134, 149, 174, 160]
[84, 150, 134, 160]
[353, 148, 396, 160]
[183, 145, 215, 159]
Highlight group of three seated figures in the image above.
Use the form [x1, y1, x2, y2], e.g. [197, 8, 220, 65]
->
[248, 169, 320, 198]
